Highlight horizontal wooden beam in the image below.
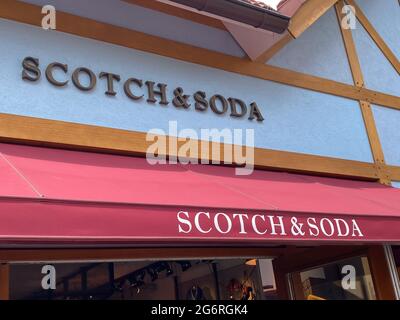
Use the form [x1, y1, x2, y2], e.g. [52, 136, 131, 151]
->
[387, 165, 400, 181]
[0, 113, 382, 180]
[288, 0, 339, 38]
[123, 0, 226, 30]
[254, 146, 378, 179]
[0, 0, 399, 110]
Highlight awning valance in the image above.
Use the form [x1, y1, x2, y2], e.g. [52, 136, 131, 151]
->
[0, 143, 399, 246]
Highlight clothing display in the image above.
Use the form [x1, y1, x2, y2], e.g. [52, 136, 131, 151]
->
[186, 285, 205, 300]
[241, 286, 256, 300]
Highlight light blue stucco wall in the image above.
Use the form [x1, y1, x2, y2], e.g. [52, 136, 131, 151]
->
[20, 0, 245, 57]
[350, 1, 400, 170]
[269, 8, 353, 85]
[392, 182, 400, 189]
[351, 10, 400, 97]
[355, 0, 400, 60]
[372, 105, 400, 166]
[0, 19, 373, 162]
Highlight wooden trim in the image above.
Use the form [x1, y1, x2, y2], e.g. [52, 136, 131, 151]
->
[123, 0, 226, 31]
[255, 33, 294, 63]
[358, 101, 390, 183]
[272, 258, 290, 299]
[0, 113, 382, 180]
[334, 2, 364, 87]
[357, 101, 386, 166]
[1, 0, 399, 110]
[290, 272, 305, 300]
[288, 0, 339, 38]
[367, 245, 396, 300]
[0, 264, 9, 300]
[387, 166, 400, 181]
[254, 146, 378, 179]
[347, 0, 400, 75]
[0, 247, 284, 262]
[335, 1, 390, 185]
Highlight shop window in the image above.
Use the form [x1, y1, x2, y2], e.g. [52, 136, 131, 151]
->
[9, 258, 277, 300]
[289, 256, 376, 300]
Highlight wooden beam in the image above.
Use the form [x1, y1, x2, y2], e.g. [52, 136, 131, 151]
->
[255, 33, 294, 63]
[347, 0, 400, 75]
[254, 146, 378, 179]
[0, 264, 9, 300]
[0, 113, 381, 180]
[272, 258, 290, 299]
[123, 0, 226, 31]
[0, 0, 399, 110]
[288, 0, 339, 38]
[358, 101, 391, 184]
[367, 246, 397, 300]
[335, 1, 390, 185]
[387, 166, 400, 181]
[334, 2, 364, 87]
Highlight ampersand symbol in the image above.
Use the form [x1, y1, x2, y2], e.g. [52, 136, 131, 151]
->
[290, 217, 305, 236]
[173, 87, 191, 109]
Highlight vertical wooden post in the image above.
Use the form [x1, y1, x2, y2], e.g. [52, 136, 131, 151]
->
[290, 272, 306, 300]
[367, 245, 396, 300]
[272, 258, 290, 300]
[0, 263, 10, 300]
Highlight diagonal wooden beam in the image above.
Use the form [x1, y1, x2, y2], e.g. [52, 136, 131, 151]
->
[346, 0, 400, 75]
[288, 0, 339, 38]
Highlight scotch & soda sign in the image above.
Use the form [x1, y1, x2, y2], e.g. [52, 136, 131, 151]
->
[177, 210, 365, 240]
[21, 57, 265, 122]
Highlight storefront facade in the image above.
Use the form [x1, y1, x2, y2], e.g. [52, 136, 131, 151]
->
[0, 0, 399, 300]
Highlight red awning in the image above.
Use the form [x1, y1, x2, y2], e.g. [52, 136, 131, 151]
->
[0, 142, 400, 246]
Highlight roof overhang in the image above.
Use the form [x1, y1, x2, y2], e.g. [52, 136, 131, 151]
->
[158, 0, 290, 33]
[153, 0, 339, 63]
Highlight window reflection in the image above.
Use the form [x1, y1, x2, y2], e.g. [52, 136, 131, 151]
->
[290, 256, 376, 300]
[10, 258, 277, 300]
